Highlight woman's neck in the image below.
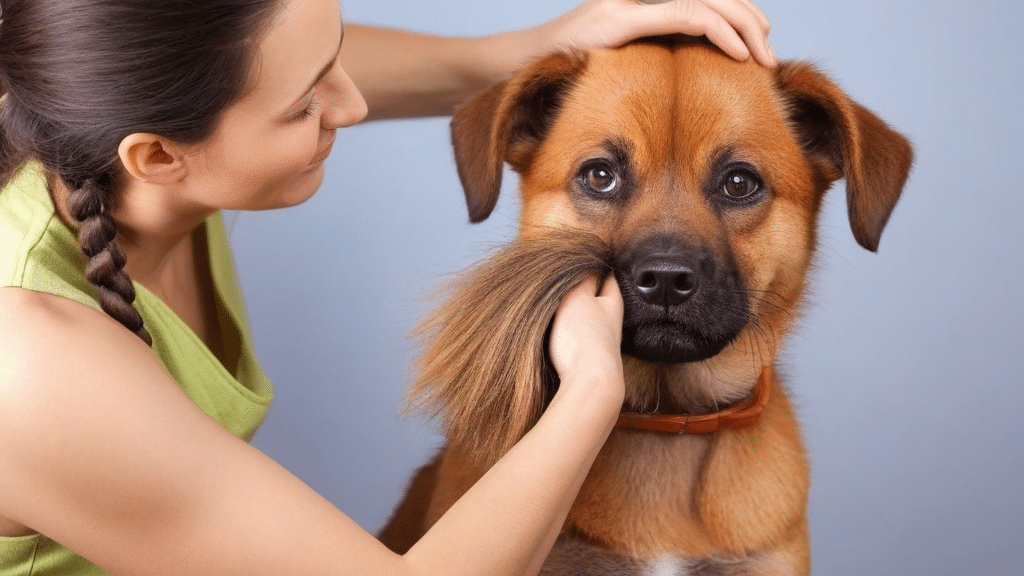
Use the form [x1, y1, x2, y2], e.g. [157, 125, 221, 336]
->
[49, 174, 213, 292]
[49, 174, 227, 356]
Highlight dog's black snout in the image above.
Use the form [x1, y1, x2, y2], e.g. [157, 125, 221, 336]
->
[634, 262, 697, 306]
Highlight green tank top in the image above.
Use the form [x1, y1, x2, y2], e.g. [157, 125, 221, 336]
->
[0, 164, 275, 575]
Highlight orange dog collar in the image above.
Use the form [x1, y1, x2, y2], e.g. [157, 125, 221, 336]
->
[615, 366, 772, 434]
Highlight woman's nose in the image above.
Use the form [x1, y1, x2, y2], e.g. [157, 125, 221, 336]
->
[321, 63, 368, 129]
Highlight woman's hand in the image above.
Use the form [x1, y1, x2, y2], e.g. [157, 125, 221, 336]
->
[343, 0, 774, 119]
[407, 275, 625, 576]
[534, 0, 775, 66]
[547, 274, 625, 404]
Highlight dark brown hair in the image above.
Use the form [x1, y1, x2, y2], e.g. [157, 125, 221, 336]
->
[0, 0, 281, 344]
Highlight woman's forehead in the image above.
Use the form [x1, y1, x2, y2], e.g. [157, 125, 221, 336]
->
[250, 0, 343, 100]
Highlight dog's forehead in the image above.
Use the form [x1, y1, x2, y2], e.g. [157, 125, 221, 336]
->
[517, 44, 811, 237]
[556, 44, 790, 165]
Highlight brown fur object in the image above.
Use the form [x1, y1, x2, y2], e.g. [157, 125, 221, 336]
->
[408, 229, 611, 467]
[381, 37, 913, 575]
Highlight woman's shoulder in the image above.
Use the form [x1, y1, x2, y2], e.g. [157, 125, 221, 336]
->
[0, 285, 117, 339]
[0, 287, 163, 405]
[0, 287, 301, 575]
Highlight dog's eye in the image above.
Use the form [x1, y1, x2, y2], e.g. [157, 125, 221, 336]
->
[580, 163, 619, 196]
[722, 170, 762, 201]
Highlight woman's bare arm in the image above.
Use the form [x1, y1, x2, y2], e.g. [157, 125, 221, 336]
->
[342, 0, 774, 120]
[340, 26, 525, 121]
[0, 276, 621, 576]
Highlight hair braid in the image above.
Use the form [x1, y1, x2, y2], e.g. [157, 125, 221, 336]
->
[65, 175, 153, 346]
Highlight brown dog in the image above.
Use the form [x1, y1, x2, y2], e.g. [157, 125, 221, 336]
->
[379, 37, 913, 575]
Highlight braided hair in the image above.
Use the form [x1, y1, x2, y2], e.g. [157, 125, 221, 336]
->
[66, 174, 152, 344]
[0, 0, 281, 344]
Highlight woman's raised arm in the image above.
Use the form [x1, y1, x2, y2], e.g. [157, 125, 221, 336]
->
[342, 0, 774, 120]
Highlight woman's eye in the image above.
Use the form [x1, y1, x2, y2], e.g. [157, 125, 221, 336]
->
[289, 94, 319, 122]
[722, 170, 762, 200]
[581, 164, 619, 196]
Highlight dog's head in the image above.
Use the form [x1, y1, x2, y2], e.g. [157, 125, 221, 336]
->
[413, 40, 912, 463]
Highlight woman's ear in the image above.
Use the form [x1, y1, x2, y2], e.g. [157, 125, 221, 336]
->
[117, 133, 188, 185]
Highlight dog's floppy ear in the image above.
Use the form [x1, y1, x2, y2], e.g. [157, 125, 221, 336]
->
[775, 62, 914, 252]
[451, 51, 588, 223]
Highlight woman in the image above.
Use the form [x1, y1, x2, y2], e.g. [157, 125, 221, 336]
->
[0, 0, 773, 574]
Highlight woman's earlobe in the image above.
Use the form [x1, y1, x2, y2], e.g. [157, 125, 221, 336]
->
[117, 133, 188, 184]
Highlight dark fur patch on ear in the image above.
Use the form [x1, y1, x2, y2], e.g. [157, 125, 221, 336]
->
[450, 51, 589, 224]
[785, 95, 845, 177]
[407, 230, 612, 468]
[503, 74, 577, 172]
[774, 61, 913, 252]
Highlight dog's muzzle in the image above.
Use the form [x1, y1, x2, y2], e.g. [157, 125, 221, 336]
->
[615, 234, 750, 365]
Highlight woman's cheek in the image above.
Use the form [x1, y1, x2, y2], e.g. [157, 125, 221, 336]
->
[279, 124, 322, 169]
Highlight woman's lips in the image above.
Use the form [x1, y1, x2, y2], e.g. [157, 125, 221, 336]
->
[308, 136, 335, 167]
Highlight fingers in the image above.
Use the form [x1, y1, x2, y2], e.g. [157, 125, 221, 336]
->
[549, 273, 624, 387]
[733, 0, 772, 34]
[551, 273, 622, 342]
[678, 0, 753, 62]
[559, 273, 622, 326]
[597, 273, 624, 313]
[562, 273, 623, 312]
[563, 273, 600, 302]
[698, 0, 775, 66]
[628, 0, 775, 67]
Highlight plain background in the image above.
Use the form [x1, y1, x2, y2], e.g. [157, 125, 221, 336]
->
[231, 1, 1024, 574]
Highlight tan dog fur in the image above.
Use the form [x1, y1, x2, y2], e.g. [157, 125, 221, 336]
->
[380, 39, 913, 575]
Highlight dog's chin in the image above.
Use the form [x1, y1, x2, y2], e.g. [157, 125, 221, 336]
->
[621, 323, 736, 365]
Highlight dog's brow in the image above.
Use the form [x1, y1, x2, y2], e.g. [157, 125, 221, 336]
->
[603, 138, 632, 166]
[709, 146, 740, 172]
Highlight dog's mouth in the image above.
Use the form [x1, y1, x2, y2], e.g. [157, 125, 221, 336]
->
[622, 319, 740, 365]
[613, 237, 750, 366]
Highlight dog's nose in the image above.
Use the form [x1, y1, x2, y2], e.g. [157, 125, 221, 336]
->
[633, 262, 697, 306]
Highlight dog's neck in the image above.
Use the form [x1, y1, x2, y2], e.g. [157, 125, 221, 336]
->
[615, 366, 772, 434]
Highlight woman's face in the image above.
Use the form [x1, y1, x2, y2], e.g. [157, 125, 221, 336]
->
[182, 0, 367, 212]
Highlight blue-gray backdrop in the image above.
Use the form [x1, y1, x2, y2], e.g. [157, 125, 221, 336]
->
[233, 1, 1024, 574]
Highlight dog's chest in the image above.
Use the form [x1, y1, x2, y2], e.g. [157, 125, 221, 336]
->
[645, 556, 691, 576]
[541, 535, 761, 576]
